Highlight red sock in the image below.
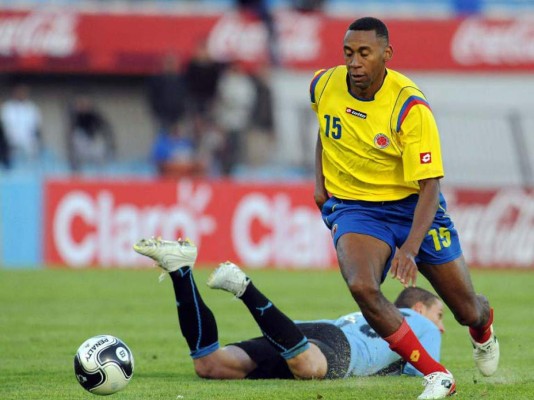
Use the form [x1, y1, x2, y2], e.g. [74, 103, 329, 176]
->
[469, 307, 494, 344]
[385, 319, 447, 376]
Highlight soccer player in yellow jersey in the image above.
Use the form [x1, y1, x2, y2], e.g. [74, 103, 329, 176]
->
[312, 17, 500, 399]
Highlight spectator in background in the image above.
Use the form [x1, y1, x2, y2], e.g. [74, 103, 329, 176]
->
[151, 120, 207, 179]
[0, 122, 9, 168]
[236, 0, 279, 65]
[184, 40, 228, 174]
[247, 66, 275, 167]
[251, 67, 275, 138]
[453, 0, 481, 15]
[147, 53, 188, 132]
[292, 0, 325, 12]
[0, 83, 42, 165]
[66, 93, 116, 172]
[184, 40, 224, 121]
[214, 61, 257, 175]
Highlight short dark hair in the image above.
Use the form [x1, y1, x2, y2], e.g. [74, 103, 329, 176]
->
[394, 287, 439, 308]
[348, 17, 389, 44]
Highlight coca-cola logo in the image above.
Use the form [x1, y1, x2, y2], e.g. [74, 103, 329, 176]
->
[0, 12, 77, 57]
[451, 18, 534, 66]
[207, 11, 321, 63]
[447, 188, 534, 267]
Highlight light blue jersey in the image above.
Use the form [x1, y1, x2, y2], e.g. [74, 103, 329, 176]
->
[301, 308, 441, 377]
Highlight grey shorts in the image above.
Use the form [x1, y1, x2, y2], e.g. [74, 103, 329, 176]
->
[230, 322, 351, 379]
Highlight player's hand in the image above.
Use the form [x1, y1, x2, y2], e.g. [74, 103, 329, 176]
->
[390, 247, 418, 288]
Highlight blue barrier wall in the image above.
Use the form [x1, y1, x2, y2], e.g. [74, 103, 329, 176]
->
[0, 174, 42, 268]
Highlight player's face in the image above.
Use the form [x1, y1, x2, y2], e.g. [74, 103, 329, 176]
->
[420, 300, 445, 334]
[343, 30, 392, 97]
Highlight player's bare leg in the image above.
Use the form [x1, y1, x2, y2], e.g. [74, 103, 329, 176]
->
[336, 233, 401, 336]
[418, 256, 499, 376]
[285, 343, 327, 379]
[208, 262, 325, 379]
[337, 233, 455, 398]
[193, 346, 257, 379]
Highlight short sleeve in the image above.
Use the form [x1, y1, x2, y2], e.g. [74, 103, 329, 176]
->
[309, 68, 328, 113]
[397, 96, 444, 182]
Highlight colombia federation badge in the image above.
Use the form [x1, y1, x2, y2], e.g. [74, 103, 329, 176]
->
[374, 133, 390, 149]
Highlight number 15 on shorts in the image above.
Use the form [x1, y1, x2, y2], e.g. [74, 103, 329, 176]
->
[428, 227, 451, 251]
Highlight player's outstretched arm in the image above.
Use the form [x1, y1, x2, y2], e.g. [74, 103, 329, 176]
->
[314, 132, 329, 210]
[391, 178, 440, 287]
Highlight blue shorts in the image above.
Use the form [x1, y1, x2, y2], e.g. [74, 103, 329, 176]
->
[321, 193, 463, 282]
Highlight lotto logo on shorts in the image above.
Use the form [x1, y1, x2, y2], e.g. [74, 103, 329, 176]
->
[420, 152, 432, 164]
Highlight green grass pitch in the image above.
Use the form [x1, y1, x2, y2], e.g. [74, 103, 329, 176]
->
[1, 267, 533, 400]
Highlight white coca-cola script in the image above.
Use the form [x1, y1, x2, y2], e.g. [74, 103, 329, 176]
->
[452, 18, 534, 66]
[0, 12, 77, 57]
[447, 188, 534, 267]
[207, 11, 321, 63]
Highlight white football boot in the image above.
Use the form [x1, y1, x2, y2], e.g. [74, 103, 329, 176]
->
[417, 371, 456, 399]
[207, 261, 250, 297]
[133, 237, 197, 273]
[471, 325, 500, 376]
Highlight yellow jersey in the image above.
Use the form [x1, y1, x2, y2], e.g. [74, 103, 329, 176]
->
[310, 66, 444, 201]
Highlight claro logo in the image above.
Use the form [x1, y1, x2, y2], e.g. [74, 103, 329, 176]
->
[51, 182, 336, 269]
[52, 182, 216, 267]
[232, 193, 333, 268]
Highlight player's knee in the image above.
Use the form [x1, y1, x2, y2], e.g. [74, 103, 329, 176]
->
[347, 279, 380, 304]
[287, 346, 327, 380]
[194, 361, 220, 379]
[291, 364, 325, 380]
[289, 360, 326, 380]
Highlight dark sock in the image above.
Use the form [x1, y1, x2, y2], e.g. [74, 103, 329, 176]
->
[169, 267, 219, 359]
[239, 281, 309, 359]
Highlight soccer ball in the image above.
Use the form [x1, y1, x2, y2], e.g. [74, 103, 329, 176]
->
[74, 335, 134, 395]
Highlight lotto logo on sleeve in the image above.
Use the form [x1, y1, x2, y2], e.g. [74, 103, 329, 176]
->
[420, 152, 432, 164]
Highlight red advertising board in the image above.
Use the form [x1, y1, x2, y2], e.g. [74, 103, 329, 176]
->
[44, 179, 336, 269]
[441, 187, 534, 269]
[1, 9, 533, 74]
[44, 179, 534, 269]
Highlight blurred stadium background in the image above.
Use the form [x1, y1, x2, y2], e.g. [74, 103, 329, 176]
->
[0, 0, 533, 271]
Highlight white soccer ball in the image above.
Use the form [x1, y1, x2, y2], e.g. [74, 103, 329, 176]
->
[74, 334, 134, 396]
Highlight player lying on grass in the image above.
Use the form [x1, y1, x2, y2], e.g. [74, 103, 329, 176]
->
[134, 237, 446, 381]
